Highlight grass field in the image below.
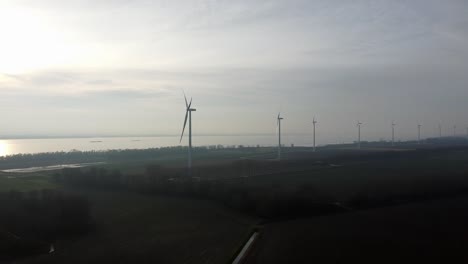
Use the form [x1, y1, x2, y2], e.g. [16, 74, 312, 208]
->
[239, 147, 468, 202]
[98, 147, 277, 175]
[15, 188, 258, 264]
[4, 144, 468, 263]
[246, 195, 468, 264]
[0, 172, 58, 192]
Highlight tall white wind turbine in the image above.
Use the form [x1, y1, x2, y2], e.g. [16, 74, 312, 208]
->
[357, 121, 362, 149]
[277, 113, 284, 160]
[180, 93, 196, 176]
[453, 125, 457, 137]
[439, 124, 442, 138]
[391, 121, 396, 146]
[313, 117, 317, 152]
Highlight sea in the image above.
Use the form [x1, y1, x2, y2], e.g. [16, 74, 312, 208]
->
[0, 134, 345, 157]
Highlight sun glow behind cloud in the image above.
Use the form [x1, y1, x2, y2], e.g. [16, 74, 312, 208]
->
[0, 1, 467, 142]
[0, 5, 89, 74]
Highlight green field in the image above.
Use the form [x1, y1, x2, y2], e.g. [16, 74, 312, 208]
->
[0, 172, 58, 192]
[239, 147, 468, 202]
[15, 188, 257, 264]
[246, 195, 468, 264]
[4, 144, 468, 263]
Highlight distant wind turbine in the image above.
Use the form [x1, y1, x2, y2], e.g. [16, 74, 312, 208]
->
[439, 124, 442, 138]
[418, 124, 422, 144]
[180, 92, 196, 176]
[277, 113, 284, 160]
[392, 121, 396, 146]
[357, 121, 362, 149]
[453, 125, 456, 137]
[312, 117, 317, 152]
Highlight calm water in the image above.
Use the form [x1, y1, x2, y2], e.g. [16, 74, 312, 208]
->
[0, 135, 337, 157]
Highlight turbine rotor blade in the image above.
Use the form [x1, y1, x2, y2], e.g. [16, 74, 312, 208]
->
[180, 110, 189, 143]
[188, 97, 192, 109]
[183, 92, 189, 108]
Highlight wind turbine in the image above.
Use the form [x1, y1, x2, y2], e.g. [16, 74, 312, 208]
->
[453, 125, 456, 137]
[418, 124, 422, 144]
[357, 121, 362, 149]
[312, 117, 317, 152]
[277, 113, 284, 160]
[180, 93, 196, 176]
[391, 121, 396, 147]
[438, 124, 442, 138]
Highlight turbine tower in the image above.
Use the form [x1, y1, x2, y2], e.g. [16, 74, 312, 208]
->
[277, 113, 284, 160]
[453, 125, 456, 137]
[418, 124, 422, 144]
[438, 124, 442, 138]
[180, 93, 196, 176]
[312, 117, 317, 152]
[391, 121, 396, 147]
[357, 121, 362, 149]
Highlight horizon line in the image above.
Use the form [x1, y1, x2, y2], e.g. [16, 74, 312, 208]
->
[0, 133, 291, 140]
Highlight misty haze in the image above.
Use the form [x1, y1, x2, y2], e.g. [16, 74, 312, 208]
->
[1, 1, 468, 264]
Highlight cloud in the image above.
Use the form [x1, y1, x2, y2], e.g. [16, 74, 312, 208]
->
[0, 1, 468, 141]
[86, 79, 113, 85]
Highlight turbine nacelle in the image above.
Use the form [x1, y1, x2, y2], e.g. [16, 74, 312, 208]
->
[180, 92, 196, 143]
[277, 113, 284, 125]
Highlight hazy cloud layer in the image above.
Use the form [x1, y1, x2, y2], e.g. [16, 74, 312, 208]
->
[0, 1, 467, 144]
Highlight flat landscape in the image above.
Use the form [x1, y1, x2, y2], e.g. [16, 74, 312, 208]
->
[13, 188, 257, 264]
[3, 142, 468, 263]
[246, 195, 468, 264]
[2, 2, 468, 263]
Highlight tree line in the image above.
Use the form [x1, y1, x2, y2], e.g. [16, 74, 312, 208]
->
[55, 161, 342, 219]
[0, 145, 259, 170]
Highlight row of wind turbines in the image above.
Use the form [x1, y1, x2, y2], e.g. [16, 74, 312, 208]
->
[338, 120, 463, 149]
[179, 93, 468, 175]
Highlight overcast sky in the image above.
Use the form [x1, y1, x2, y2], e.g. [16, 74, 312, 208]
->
[0, 0, 467, 144]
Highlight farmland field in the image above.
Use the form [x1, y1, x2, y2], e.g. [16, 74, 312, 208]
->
[15, 188, 258, 264]
[4, 143, 468, 263]
[0, 172, 58, 192]
[246, 195, 468, 264]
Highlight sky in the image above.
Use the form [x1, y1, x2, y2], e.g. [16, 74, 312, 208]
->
[0, 0, 467, 145]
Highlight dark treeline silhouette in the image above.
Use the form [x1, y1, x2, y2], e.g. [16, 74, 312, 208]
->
[54, 145, 468, 220]
[0, 145, 255, 170]
[55, 161, 342, 219]
[56, 167, 124, 189]
[0, 189, 93, 260]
